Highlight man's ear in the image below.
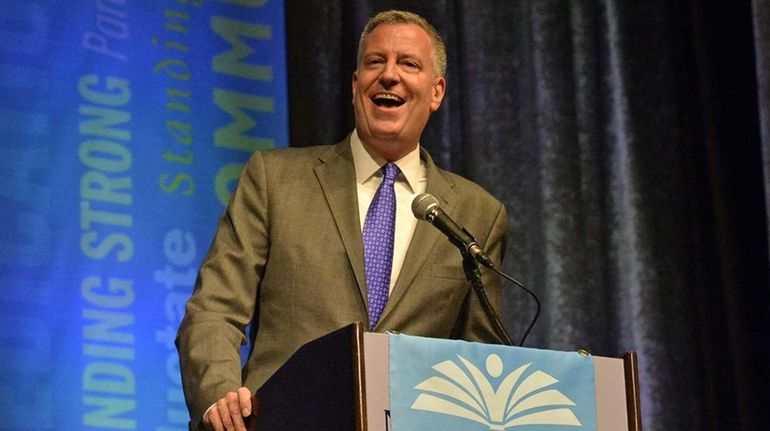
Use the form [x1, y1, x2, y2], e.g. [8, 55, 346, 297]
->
[430, 76, 447, 112]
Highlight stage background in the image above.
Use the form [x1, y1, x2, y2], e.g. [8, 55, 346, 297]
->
[0, 1, 287, 430]
[2, 1, 770, 431]
[284, 1, 769, 431]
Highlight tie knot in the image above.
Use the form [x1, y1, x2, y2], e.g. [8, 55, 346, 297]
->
[382, 162, 400, 182]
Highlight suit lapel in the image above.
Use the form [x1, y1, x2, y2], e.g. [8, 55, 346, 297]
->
[376, 148, 457, 328]
[313, 139, 368, 306]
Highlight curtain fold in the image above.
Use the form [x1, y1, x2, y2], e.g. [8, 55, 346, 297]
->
[285, 1, 770, 429]
[754, 0, 770, 266]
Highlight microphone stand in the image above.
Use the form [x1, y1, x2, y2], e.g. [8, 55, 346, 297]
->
[461, 249, 515, 346]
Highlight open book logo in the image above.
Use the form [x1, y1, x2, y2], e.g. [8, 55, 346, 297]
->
[411, 353, 582, 430]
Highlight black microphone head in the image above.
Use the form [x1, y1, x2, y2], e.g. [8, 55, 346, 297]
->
[411, 193, 440, 220]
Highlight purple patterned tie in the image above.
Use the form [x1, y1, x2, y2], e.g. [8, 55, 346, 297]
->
[363, 162, 400, 329]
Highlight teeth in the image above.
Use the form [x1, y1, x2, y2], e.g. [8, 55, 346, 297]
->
[373, 93, 404, 103]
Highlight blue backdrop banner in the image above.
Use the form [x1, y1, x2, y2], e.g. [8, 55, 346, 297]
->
[0, 1, 288, 430]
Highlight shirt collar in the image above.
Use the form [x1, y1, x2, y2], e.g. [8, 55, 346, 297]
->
[350, 129, 423, 192]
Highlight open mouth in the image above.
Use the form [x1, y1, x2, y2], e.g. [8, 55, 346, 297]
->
[371, 93, 405, 108]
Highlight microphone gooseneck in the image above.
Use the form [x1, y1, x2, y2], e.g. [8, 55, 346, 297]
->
[411, 193, 541, 346]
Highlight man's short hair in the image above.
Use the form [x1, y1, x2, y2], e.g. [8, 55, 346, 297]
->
[357, 10, 447, 77]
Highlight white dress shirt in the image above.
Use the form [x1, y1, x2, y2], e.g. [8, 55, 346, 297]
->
[350, 130, 427, 293]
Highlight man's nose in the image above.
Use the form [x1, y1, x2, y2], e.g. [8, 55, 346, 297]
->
[379, 61, 400, 86]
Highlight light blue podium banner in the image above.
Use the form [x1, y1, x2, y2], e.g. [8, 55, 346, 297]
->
[390, 335, 597, 431]
[0, 1, 287, 430]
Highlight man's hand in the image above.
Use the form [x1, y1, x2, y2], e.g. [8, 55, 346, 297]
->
[203, 387, 252, 431]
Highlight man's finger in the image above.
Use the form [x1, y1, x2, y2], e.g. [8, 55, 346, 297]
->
[226, 391, 246, 431]
[218, 397, 235, 430]
[237, 387, 252, 417]
[205, 405, 224, 431]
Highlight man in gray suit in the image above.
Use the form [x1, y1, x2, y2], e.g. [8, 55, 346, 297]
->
[176, 10, 509, 431]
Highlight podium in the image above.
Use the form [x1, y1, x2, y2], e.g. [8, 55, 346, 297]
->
[246, 323, 642, 430]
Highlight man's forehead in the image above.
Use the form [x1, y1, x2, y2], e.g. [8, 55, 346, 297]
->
[362, 23, 433, 52]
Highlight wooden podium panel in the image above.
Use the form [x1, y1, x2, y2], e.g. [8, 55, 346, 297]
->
[248, 324, 366, 431]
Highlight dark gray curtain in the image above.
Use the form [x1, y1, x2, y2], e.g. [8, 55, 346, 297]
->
[285, 1, 770, 429]
[756, 1, 770, 267]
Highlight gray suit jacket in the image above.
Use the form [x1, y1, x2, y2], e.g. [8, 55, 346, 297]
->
[176, 137, 509, 426]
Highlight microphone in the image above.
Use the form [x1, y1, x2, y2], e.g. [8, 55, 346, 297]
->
[412, 193, 541, 346]
[411, 193, 494, 268]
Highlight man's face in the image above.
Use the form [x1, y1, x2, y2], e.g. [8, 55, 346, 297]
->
[352, 23, 446, 160]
